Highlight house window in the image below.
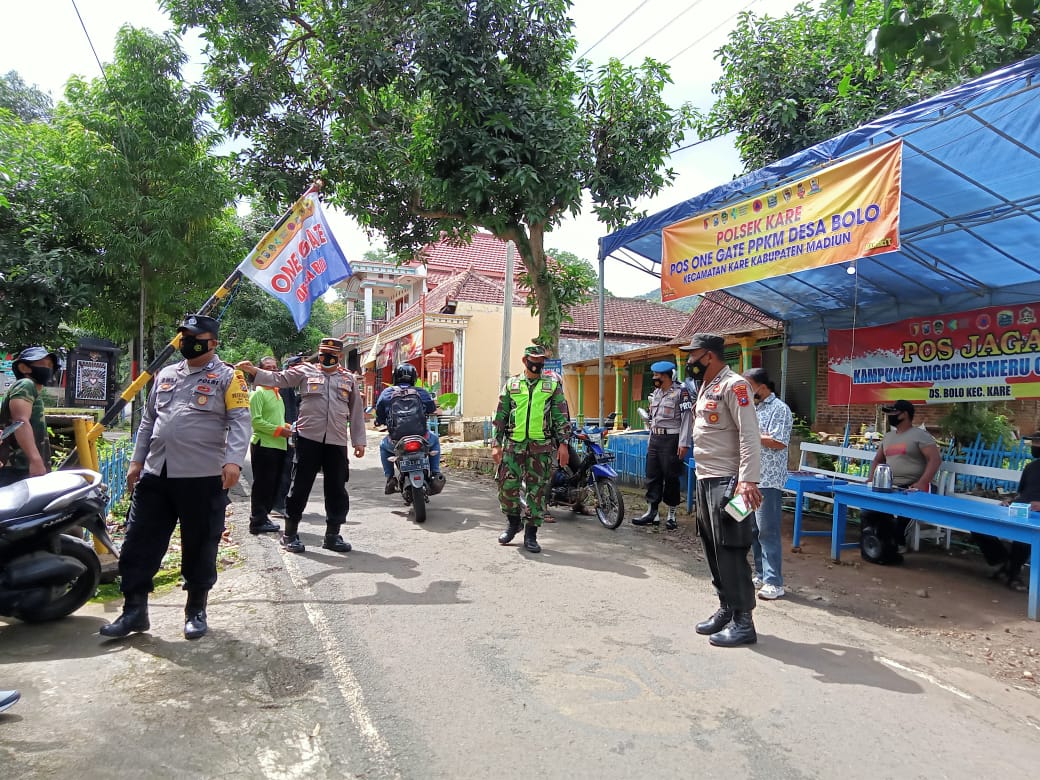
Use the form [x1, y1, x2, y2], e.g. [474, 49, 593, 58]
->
[395, 298, 407, 316]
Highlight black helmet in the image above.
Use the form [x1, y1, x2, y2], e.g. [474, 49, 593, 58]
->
[393, 364, 418, 386]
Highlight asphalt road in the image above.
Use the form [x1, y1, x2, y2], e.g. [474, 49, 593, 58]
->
[3, 444, 1040, 778]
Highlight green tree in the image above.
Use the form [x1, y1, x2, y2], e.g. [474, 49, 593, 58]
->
[518, 248, 597, 333]
[167, 0, 693, 353]
[0, 71, 53, 123]
[848, 0, 1040, 70]
[705, 1, 961, 172]
[0, 104, 97, 349]
[54, 26, 240, 355]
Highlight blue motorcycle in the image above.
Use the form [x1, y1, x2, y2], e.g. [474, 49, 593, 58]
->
[542, 429, 625, 529]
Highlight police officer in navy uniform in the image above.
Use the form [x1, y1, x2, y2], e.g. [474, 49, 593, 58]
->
[237, 338, 366, 554]
[101, 315, 252, 640]
[633, 360, 693, 530]
[681, 332, 763, 648]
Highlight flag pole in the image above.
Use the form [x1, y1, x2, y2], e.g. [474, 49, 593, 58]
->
[65, 181, 324, 467]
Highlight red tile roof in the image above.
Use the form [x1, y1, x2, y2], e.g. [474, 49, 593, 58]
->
[417, 232, 518, 279]
[393, 269, 526, 323]
[562, 297, 691, 341]
[671, 291, 782, 344]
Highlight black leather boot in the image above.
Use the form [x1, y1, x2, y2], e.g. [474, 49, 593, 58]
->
[498, 514, 522, 545]
[709, 610, 757, 647]
[322, 533, 352, 552]
[100, 592, 150, 637]
[632, 502, 659, 526]
[695, 601, 733, 635]
[523, 523, 541, 553]
[281, 519, 305, 553]
[664, 506, 678, 530]
[184, 591, 209, 640]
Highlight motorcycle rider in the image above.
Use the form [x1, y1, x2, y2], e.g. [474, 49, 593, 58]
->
[374, 364, 444, 495]
[0, 346, 61, 487]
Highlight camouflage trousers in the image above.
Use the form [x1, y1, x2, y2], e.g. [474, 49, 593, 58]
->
[496, 440, 554, 526]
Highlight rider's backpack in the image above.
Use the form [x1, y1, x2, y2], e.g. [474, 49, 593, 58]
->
[388, 386, 427, 440]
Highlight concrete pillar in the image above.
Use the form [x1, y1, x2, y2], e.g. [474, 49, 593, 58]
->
[363, 286, 373, 333]
[738, 336, 756, 372]
[575, 366, 586, 428]
[613, 359, 626, 431]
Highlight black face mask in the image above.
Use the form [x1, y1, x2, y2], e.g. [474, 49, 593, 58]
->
[887, 414, 903, 428]
[319, 354, 339, 367]
[525, 360, 544, 375]
[686, 356, 708, 379]
[1032, 446, 1040, 459]
[179, 335, 212, 360]
[652, 377, 663, 388]
[29, 366, 53, 385]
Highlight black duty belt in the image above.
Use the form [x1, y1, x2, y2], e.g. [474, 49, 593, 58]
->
[651, 428, 679, 435]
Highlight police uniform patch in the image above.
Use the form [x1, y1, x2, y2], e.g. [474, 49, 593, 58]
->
[196, 384, 214, 395]
[197, 395, 208, 405]
[705, 400, 717, 410]
[159, 383, 173, 391]
[734, 384, 751, 406]
[225, 370, 250, 410]
[708, 412, 720, 424]
[206, 372, 218, 379]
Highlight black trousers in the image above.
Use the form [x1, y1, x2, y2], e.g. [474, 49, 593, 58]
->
[119, 471, 226, 595]
[971, 532, 1031, 577]
[272, 442, 295, 511]
[645, 433, 681, 507]
[696, 475, 755, 612]
[285, 435, 349, 536]
[249, 442, 286, 526]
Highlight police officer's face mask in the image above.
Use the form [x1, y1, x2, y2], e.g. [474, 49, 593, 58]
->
[179, 335, 212, 360]
[652, 376, 663, 388]
[319, 353, 339, 369]
[686, 354, 709, 379]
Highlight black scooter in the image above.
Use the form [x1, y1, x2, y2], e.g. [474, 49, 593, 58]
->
[0, 468, 115, 623]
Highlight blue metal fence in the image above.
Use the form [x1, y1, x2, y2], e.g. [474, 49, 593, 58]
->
[941, 433, 1029, 492]
[96, 437, 133, 511]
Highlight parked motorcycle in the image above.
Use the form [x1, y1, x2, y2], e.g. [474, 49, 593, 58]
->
[522, 429, 624, 529]
[389, 434, 443, 524]
[0, 468, 116, 623]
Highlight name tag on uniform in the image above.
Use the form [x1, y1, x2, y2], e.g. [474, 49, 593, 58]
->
[307, 376, 326, 393]
[704, 400, 717, 410]
[195, 384, 214, 395]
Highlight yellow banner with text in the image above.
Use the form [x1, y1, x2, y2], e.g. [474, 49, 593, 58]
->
[661, 141, 902, 301]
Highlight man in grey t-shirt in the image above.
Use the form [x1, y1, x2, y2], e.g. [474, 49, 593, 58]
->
[863, 399, 941, 564]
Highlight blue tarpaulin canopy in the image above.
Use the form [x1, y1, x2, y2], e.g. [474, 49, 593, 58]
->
[599, 56, 1040, 345]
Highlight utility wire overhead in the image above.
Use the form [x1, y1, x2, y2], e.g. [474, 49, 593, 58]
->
[620, 0, 708, 62]
[664, 0, 762, 65]
[578, 0, 653, 60]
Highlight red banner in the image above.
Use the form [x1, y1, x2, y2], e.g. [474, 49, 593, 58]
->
[829, 302, 1040, 405]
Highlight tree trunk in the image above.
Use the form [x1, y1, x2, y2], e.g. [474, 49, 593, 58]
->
[504, 222, 562, 356]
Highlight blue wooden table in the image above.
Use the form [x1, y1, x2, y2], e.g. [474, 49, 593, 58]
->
[784, 472, 848, 547]
[830, 482, 1040, 620]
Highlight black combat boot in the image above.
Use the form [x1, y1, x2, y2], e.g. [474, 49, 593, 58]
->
[695, 600, 733, 635]
[184, 591, 209, 640]
[709, 610, 757, 647]
[322, 534, 352, 552]
[632, 502, 659, 526]
[664, 506, 678, 530]
[498, 514, 522, 545]
[281, 519, 305, 553]
[100, 592, 150, 637]
[523, 523, 541, 553]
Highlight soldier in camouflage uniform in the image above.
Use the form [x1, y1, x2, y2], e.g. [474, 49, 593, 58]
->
[491, 344, 572, 553]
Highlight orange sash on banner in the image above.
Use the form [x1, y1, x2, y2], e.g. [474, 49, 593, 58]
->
[661, 141, 902, 301]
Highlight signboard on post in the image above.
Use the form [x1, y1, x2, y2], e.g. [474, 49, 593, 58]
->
[829, 301, 1040, 404]
[661, 141, 902, 301]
